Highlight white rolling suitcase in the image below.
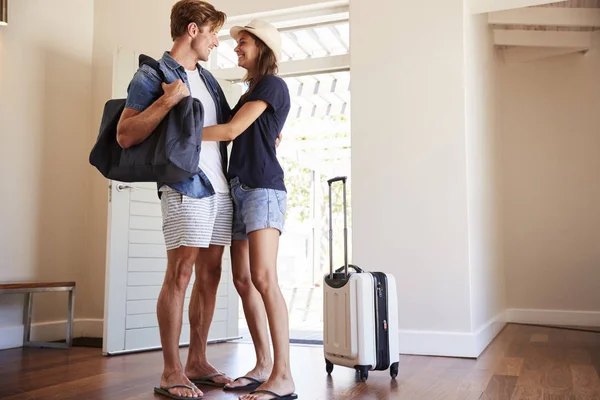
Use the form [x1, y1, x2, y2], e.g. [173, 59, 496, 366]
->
[323, 176, 400, 382]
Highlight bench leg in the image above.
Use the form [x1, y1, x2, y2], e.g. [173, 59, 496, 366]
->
[22, 290, 74, 349]
[66, 288, 75, 347]
[23, 293, 33, 345]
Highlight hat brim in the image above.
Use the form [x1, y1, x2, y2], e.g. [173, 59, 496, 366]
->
[229, 25, 244, 41]
[229, 25, 280, 61]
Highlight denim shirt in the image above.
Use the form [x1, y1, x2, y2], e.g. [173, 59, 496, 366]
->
[124, 51, 231, 199]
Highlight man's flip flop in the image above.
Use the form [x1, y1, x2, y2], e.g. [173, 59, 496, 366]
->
[223, 376, 265, 391]
[153, 383, 203, 399]
[247, 389, 299, 399]
[190, 371, 230, 387]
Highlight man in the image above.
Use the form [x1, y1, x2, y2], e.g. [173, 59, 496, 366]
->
[116, 1, 233, 398]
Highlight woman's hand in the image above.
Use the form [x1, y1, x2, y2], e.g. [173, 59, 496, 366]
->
[202, 100, 268, 141]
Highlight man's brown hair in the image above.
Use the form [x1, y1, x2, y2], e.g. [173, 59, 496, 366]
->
[170, 0, 226, 41]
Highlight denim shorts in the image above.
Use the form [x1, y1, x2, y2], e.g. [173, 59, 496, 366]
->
[230, 177, 287, 241]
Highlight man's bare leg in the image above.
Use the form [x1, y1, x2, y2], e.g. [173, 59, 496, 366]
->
[185, 245, 232, 386]
[158, 245, 203, 398]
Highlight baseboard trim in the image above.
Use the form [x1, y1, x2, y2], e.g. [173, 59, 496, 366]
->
[0, 319, 103, 350]
[398, 311, 507, 358]
[474, 311, 507, 356]
[506, 308, 600, 328]
[76, 319, 104, 338]
[10, 310, 595, 354]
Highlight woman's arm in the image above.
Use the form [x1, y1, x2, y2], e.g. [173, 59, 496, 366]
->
[202, 100, 268, 141]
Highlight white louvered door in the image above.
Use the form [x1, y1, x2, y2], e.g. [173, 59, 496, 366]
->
[102, 47, 240, 355]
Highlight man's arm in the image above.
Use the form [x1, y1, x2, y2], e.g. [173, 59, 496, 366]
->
[116, 80, 189, 149]
[202, 100, 268, 141]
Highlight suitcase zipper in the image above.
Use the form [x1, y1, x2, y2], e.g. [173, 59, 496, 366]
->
[373, 274, 380, 369]
[372, 272, 390, 370]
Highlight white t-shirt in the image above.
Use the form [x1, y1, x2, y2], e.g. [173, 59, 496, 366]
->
[186, 68, 229, 193]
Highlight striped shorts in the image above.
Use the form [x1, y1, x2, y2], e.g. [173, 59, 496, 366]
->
[160, 190, 233, 251]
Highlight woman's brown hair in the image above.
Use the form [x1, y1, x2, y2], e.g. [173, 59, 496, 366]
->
[240, 32, 279, 101]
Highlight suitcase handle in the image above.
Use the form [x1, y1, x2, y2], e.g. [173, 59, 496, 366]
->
[328, 176, 348, 279]
[335, 264, 363, 274]
[327, 176, 347, 185]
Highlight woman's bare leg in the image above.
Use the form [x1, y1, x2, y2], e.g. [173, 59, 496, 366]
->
[225, 239, 273, 389]
[240, 228, 295, 400]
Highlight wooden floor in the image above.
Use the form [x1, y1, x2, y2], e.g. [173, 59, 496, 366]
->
[1, 324, 599, 399]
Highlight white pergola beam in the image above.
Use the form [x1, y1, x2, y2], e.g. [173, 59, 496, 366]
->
[502, 46, 588, 63]
[494, 30, 593, 48]
[219, 1, 348, 37]
[469, 0, 566, 15]
[489, 8, 600, 27]
[212, 54, 350, 82]
[219, 17, 348, 40]
[286, 31, 314, 58]
[308, 29, 332, 55]
[329, 26, 349, 51]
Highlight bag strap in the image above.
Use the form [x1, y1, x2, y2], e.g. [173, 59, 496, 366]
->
[138, 54, 166, 82]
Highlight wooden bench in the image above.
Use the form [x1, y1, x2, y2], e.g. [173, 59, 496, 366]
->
[0, 282, 76, 348]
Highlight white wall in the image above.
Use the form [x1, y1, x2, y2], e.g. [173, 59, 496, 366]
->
[498, 40, 600, 325]
[351, 0, 508, 357]
[0, 0, 94, 348]
[464, 13, 506, 334]
[351, 0, 479, 355]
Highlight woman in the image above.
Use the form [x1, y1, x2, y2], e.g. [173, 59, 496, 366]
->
[201, 20, 297, 400]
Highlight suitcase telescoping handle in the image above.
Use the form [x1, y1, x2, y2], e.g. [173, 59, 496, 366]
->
[335, 265, 363, 273]
[328, 176, 349, 279]
[327, 176, 347, 185]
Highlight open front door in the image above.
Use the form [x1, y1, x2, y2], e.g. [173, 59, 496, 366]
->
[102, 47, 241, 355]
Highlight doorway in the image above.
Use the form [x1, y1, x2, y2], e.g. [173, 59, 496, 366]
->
[276, 71, 352, 343]
[211, 8, 351, 344]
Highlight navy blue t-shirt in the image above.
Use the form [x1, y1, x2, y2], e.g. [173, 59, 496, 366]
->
[228, 75, 291, 192]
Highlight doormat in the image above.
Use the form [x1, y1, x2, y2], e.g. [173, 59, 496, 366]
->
[73, 337, 103, 348]
[290, 339, 323, 345]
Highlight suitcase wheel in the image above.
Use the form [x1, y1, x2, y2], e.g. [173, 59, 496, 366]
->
[325, 360, 334, 374]
[390, 362, 399, 379]
[356, 366, 369, 382]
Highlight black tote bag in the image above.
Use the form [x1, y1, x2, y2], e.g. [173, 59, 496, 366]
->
[89, 54, 203, 183]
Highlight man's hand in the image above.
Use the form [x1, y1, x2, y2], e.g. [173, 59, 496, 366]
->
[275, 132, 283, 148]
[117, 80, 190, 149]
[161, 80, 190, 107]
